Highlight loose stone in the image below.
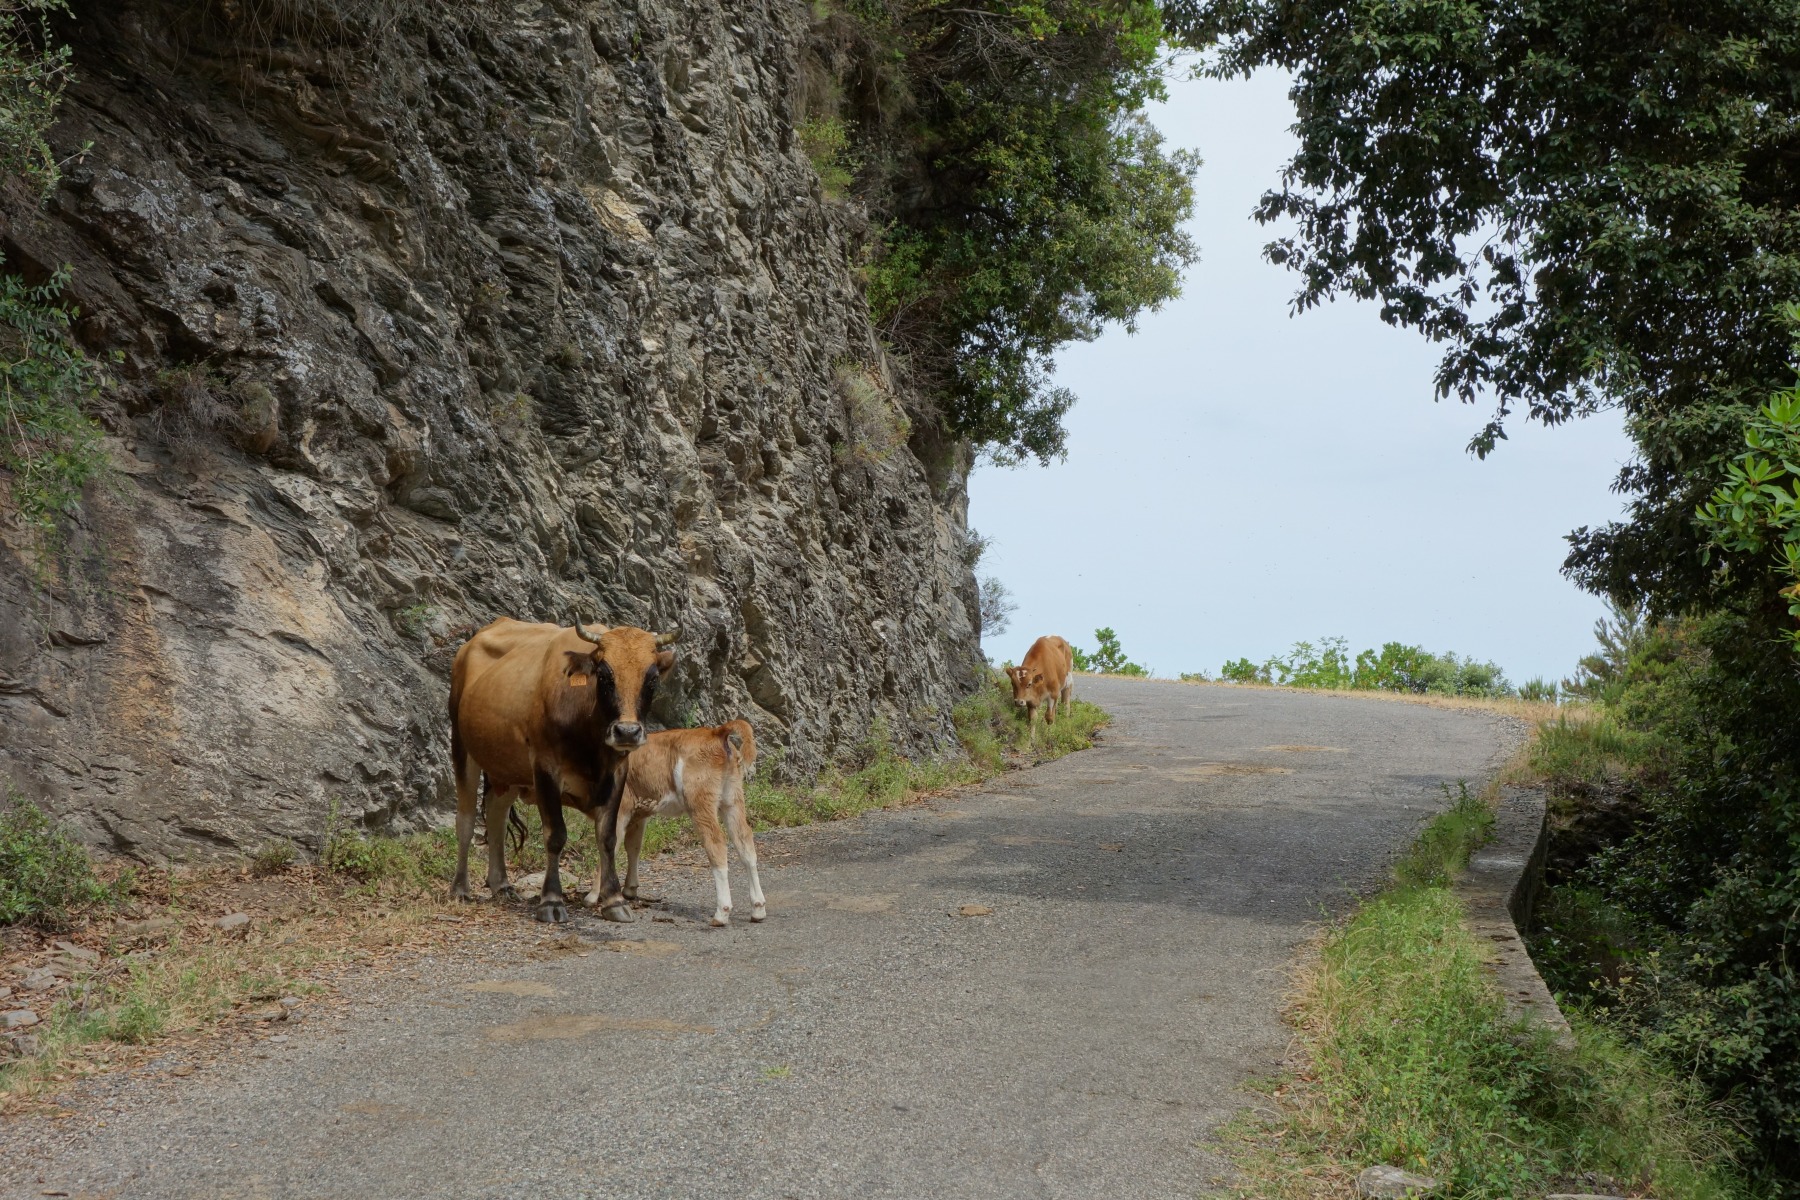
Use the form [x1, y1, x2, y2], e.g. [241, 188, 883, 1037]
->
[1356, 1165, 1441, 1198]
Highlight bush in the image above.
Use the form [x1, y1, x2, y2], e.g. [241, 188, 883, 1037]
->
[1530, 607, 1800, 1180]
[1215, 637, 1516, 697]
[0, 792, 119, 927]
[1073, 626, 1149, 675]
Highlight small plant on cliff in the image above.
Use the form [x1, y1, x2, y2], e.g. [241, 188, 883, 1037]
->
[1, 0, 82, 194]
[797, 115, 856, 197]
[0, 263, 107, 545]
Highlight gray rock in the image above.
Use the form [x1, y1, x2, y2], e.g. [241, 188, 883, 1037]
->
[115, 917, 180, 941]
[2, 1010, 40, 1030]
[0, 0, 983, 861]
[52, 939, 99, 964]
[20, 969, 59, 993]
[0, 986, 9, 1002]
[214, 913, 252, 932]
[1357, 1165, 1441, 1198]
[278, 996, 303, 1010]
[3, 1032, 41, 1057]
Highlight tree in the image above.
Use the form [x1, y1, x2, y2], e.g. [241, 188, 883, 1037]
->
[1079, 626, 1149, 675]
[1165, 0, 1800, 617]
[817, 1, 1199, 463]
[977, 575, 1016, 637]
[1162, 0, 1800, 1171]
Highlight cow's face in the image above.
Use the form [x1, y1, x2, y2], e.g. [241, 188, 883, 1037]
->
[1007, 665, 1043, 706]
[567, 624, 679, 750]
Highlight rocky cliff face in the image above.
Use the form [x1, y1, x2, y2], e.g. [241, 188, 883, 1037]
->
[0, 0, 983, 859]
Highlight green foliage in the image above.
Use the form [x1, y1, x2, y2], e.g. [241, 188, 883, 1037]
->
[1219, 656, 1259, 684]
[1526, 610, 1800, 1180]
[1217, 637, 1515, 697]
[1518, 677, 1559, 704]
[0, 261, 108, 546]
[1074, 626, 1149, 675]
[1230, 783, 1755, 1199]
[322, 799, 458, 893]
[250, 841, 298, 875]
[1696, 333, 1800, 649]
[798, 115, 856, 196]
[1, 0, 80, 198]
[822, 1, 1198, 463]
[0, 790, 120, 928]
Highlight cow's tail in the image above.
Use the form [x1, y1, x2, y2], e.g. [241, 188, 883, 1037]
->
[499, 776, 528, 855]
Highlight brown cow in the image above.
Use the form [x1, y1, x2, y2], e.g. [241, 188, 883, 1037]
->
[589, 719, 764, 926]
[448, 615, 677, 923]
[1006, 635, 1074, 737]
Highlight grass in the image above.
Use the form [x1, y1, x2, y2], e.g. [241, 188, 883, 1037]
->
[1, 675, 1108, 1103]
[1223, 775, 1756, 1199]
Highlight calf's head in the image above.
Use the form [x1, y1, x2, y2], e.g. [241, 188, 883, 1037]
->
[568, 617, 679, 749]
[1006, 665, 1043, 708]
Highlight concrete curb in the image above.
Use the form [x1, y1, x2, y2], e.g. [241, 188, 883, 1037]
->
[1455, 785, 1573, 1045]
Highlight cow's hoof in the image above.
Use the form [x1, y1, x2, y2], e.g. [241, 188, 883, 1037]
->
[450, 884, 473, 902]
[535, 899, 568, 924]
[601, 904, 634, 924]
[750, 906, 767, 922]
[491, 884, 518, 901]
[711, 912, 730, 927]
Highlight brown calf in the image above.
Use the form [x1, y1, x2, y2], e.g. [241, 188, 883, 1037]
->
[1006, 635, 1075, 736]
[589, 720, 764, 926]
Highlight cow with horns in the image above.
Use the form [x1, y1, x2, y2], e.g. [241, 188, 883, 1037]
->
[447, 615, 678, 923]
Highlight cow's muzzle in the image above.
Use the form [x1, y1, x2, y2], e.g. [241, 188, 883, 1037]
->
[607, 722, 647, 749]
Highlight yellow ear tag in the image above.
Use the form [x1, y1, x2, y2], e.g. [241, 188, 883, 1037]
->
[569, 673, 590, 687]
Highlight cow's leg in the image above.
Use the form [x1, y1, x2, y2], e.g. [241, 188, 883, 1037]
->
[621, 811, 650, 901]
[532, 770, 569, 924]
[483, 784, 516, 897]
[723, 789, 766, 922]
[688, 787, 733, 926]
[589, 762, 633, 922]
[450, 753, 481, 901]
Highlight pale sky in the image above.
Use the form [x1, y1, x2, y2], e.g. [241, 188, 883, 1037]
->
[970, 69, 1636, 687]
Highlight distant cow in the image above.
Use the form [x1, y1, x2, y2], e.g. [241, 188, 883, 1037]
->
[448, 615, 678, 923]
[1006, 636, 1074, 735]
[589, 719, 764, 927]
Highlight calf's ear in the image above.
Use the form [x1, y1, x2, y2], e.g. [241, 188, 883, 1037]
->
[655, 648, 677, 673]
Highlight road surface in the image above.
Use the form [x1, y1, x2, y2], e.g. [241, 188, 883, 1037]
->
[2, 678, 1519, 1199]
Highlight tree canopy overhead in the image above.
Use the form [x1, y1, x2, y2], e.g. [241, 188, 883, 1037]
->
[1165, 0, 1800, 612]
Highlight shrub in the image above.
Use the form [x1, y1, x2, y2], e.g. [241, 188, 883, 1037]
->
[0, 791, 118, 927]
[1075, 626, 1149, 675]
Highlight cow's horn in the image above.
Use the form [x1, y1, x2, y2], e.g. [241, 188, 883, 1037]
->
[571, 614, 602, 644]
[655, 625, 681, 647]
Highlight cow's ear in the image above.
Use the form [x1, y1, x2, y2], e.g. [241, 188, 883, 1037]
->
[655, 648, 677, 673]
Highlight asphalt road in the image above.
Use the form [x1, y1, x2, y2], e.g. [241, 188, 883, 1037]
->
[2, 678, 1520, 1200]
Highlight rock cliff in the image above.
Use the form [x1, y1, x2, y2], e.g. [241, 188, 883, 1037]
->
[0, 0, 983, 858]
